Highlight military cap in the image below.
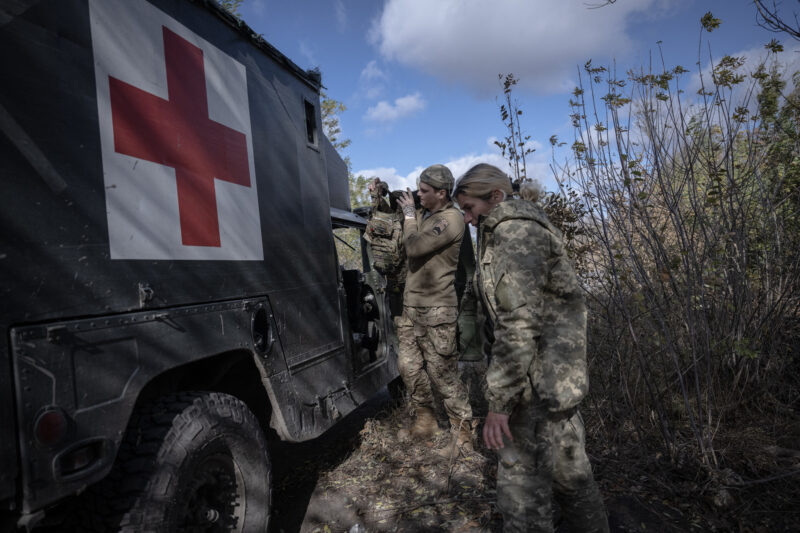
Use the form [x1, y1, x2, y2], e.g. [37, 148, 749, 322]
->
[418, 164, 454, 193]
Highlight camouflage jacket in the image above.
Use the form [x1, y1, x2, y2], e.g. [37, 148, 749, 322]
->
[402, 202, 465, 308]
[477, 199, 588, 415]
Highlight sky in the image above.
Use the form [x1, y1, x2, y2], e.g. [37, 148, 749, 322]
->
[237, 0, 800, 193]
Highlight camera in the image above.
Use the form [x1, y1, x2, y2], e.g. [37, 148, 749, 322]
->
[388, 189, 421, 211]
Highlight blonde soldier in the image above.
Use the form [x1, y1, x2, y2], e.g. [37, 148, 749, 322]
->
[454, 164, 608, 533]
[395, 164, 474, 454]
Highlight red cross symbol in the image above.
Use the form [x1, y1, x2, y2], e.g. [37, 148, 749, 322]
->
[109, 26, 251, 247]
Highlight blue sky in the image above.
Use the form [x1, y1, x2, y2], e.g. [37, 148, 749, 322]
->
[238, 0, 800, 193]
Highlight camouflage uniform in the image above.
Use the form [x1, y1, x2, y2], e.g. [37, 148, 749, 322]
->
[398, 165, 472, 425]
[364, 181, 406, 281]
[396, 305, 469, 419]
[364, 181, 406, 317]
[477, 199, 608, 533]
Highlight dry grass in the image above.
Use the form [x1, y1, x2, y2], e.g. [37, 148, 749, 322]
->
[276, 363, 799, 533]
[307, 400, 501, 533]
[582, 395, 800, 533]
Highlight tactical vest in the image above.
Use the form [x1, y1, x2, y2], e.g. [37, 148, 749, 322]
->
[366, 209, 405, 279]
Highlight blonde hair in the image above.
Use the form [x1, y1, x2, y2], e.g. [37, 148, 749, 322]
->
[453, 163, 541, 203]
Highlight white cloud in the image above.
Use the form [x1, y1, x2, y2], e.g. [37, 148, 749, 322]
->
[299, 41, 316, 67]
[446, 152, 554, 191]
[360, 60, 387, 82]
[370, 0, 671, 95]
[364, 86, 384, 100]
[353, 166, 410, 191]
[447, 153, 508, 182]
[355, 150, 555, 193]
[364, 92, 426, 122]
[358, 60, 388, 100]
[334, 0, 347, 32]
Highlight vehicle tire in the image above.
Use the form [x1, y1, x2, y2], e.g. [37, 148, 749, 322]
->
[83, 391, 270, 533]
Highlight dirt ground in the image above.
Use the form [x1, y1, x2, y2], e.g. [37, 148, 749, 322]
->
[267, 395, 674, 532]
[269, 386, 498, 533]
[269, 365, 800, 533]
[268, 388, 681, 533]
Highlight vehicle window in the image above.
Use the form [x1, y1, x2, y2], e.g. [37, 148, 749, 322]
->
[304, 99, 318, 146]
[333, 227, 364, 272]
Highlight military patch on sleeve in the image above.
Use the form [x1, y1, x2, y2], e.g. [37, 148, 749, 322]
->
[431, 217, 449, 236]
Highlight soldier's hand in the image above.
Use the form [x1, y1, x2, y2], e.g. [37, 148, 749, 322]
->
[368, 177, 380, 192]
[397, 188, 416, 219]
[483, 411, 512, 450]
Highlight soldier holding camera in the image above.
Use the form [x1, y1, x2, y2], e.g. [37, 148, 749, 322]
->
[392, 164, 474, 455]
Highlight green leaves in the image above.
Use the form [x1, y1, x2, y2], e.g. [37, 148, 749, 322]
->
[712, 55, 746, 88]
[601, 92, 631, 108]
[496, 73, 534, 184]
[321, 93, 351, 152]
[572, 140, 587, 156]
[733, 106, 750, 123]
[701, 11, 721, 32]
[584, 59, 607, 75]
[349, 174, 371, 208]
[765, 38, 784, 53]
[218, 0, 243, 17]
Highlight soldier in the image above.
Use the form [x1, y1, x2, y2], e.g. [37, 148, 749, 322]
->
[364, 178, 406, 288]
[453, 163, 609, 533]
[394, 164, 474, 455]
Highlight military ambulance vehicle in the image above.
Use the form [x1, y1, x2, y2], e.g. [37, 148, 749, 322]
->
[0, 0, 398, 530]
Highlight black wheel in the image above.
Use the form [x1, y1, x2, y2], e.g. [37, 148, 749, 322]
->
[82, 391, 270, 532]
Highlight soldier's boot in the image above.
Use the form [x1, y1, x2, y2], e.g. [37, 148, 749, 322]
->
[399, 406, 438, 441]
[435, 418, 474, 458]
[410, 406, 439, 438]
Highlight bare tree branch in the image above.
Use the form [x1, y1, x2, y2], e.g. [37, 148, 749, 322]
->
[755, 0, 800, 40]
[585, 0, 617, 8]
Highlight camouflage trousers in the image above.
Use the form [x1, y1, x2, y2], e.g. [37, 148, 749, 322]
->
[496, 399, 609, 533]
[396, 306, 472, 421]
